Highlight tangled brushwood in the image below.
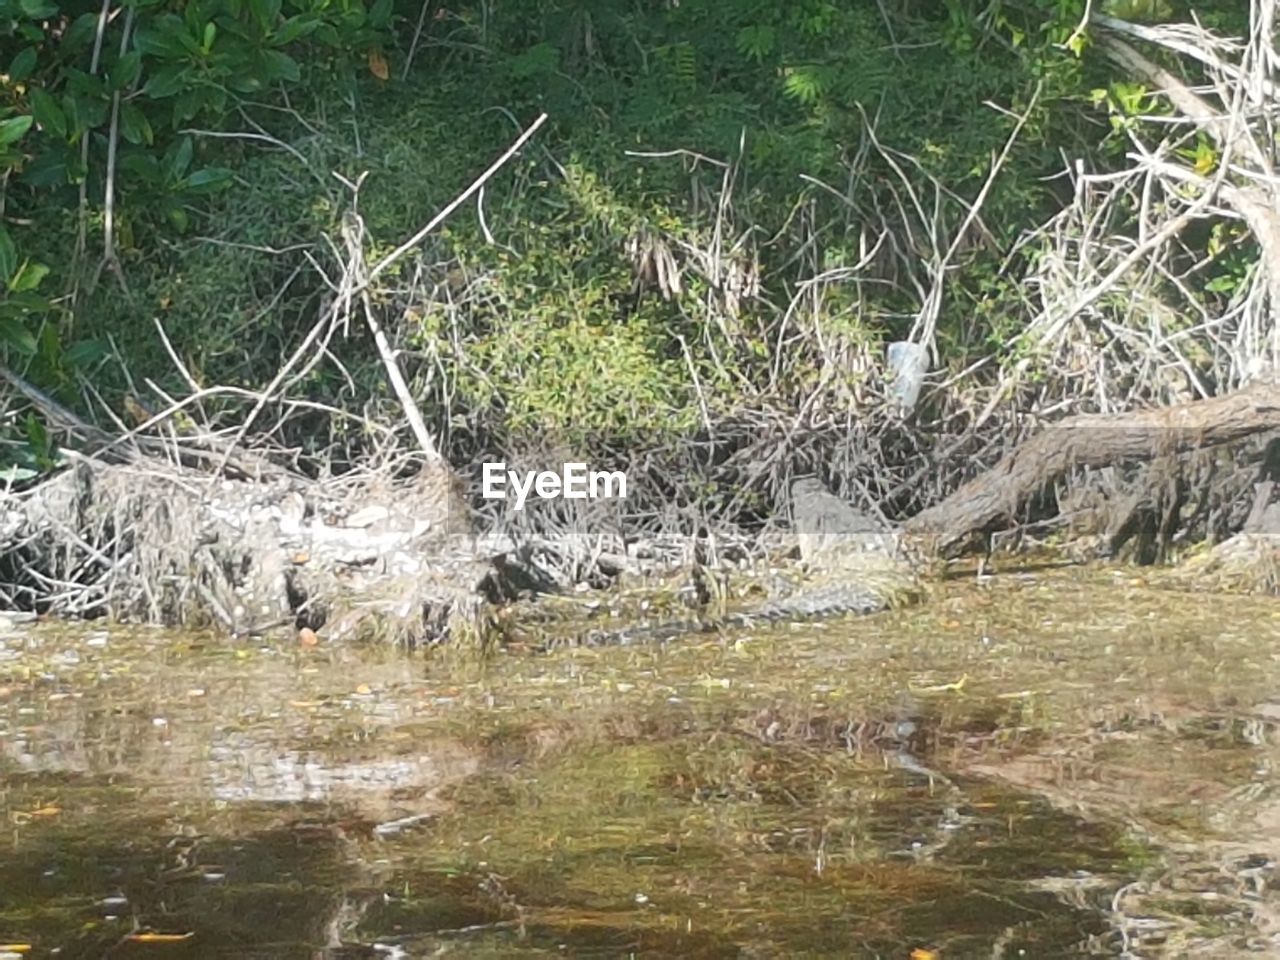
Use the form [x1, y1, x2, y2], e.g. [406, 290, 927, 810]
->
[4, 9, 1280, 639]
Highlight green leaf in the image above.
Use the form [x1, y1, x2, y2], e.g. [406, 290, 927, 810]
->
[24, 413, 50, 460]
[9, 46, 37, 81]
[271, 14, 320, 45]
[0, 464, 39, 483]
[313, 23, 340, 46]
[64, 66, 106, 99]
[37, 320, 60, 366]
[0, 115, 34, 146]
[119, 151, 161, 182]
[18, 0, 58, 17]
[29, 88, 66, 138]
[64, 13, 99, 49]
[0, 318, 37, 356]
[143, 62, 192, 98]
[63, 93, 107, 138]
[182, 166, 232, 193]
[5, 291, 51, 313]
[206, 85, 226, 113]
[64, 338, 108, 367]
[260, 49, 300, 82]
[8, 260, 49, 293]
[20, 148, 70, 186]
[509, 43, 559, 80]
[108, 50, 142, 91]
[228, 72, 263, 93]
[781, 66, 827, 105]
[134, 18, 190, 58]
[201, 21, 216, 53]
[164, 135, 193, 179]
[249, 0, 281, 28]
[734, 25, 776, 63]
[0, 227, 16, 282]
[369, 0, 392, 28]
[118, 101, 153, 144]
[172, 87, 206, 122]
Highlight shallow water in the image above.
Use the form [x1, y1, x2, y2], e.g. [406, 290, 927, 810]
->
[1, 565, 1278, 957]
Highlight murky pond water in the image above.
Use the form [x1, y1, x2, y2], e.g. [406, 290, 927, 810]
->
[2, 566, 1279, 957]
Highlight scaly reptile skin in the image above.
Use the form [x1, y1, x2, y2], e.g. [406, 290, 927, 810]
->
[580, 478, 920, 646]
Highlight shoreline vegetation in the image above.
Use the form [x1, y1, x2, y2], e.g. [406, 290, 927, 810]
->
[1, 1, 1278, 638]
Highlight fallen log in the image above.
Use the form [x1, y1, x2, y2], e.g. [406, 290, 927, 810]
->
[904, 380, 1280, 554]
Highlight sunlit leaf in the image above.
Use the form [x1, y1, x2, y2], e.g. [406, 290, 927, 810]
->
[0, 116, 34, 146]
[8, 261, 49, 293]
[1193, 140, 1217, 176]
[0, 466, 38, 483]
[781, 66, 827, 105]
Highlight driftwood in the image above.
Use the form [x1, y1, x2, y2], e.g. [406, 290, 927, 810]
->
[905, 380, 1280, 554]
[0, 454, 493, 642]
[0, 445, 684, 645]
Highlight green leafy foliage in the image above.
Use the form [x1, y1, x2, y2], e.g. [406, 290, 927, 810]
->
[0, 0, 394, 384]
[0, 0, 1257, 455]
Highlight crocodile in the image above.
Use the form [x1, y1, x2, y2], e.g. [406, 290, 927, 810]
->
[575, 477, 922, 646]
